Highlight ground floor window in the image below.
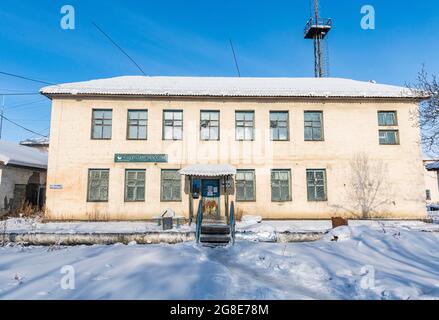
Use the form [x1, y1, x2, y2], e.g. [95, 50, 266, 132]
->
[307, 169, 327, 201]
[271, 169, 291, 202]
[161, 170, 182, 202]
[125, 170, 146, 202]
[379, 130, 399, 145]
[236, 170, 256, 201]
[87, 169, 109, 202]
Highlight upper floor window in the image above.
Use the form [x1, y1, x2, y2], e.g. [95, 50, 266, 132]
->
[127, 110, 148, 140]
[304, 111, 324, 141]
[236, 170, 256, 202]
[378, 111, 398, 126]
[270, 111, 289, 141]
[379, 130, 399, 145]
[307, 169, 327, 201]
[163, 110, 183, 140]
[87, 169, 109, 202]
[271, 169, 292, 202]
[200, 111, 220, 141]
[236, 111, 255, 141]
[92, 109, 112, 140]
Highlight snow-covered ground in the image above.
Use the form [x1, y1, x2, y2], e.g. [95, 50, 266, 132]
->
[1, 225, 438, 300]
[3, 216, 439, 235]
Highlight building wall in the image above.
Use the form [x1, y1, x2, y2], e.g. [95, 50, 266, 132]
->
[424, 161, 439, 205]
[0, 164, 47, 215]
[45, 96, 427, 221]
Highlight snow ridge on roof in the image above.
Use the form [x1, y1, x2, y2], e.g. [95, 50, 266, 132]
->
[0, 141, 48, 169]
[40, 76, 424, 99]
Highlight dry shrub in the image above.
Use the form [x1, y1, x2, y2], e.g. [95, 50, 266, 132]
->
[234, 208, 244, 222]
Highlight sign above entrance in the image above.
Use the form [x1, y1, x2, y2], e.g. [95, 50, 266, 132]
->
[114, 154, 168, 163]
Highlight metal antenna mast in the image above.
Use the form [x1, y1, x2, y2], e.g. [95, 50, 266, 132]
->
[304, 0, 332, 77]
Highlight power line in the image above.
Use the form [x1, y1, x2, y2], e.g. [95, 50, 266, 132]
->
[229, 39, 241, 77]
[0, 71, 57, 86]
[92, 22, 147, 76]
[0, 114, 48, 138]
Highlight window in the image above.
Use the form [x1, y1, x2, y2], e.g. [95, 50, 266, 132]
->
[92, 109, 112, 140]
[426, 190, 432, 201]
[163, 110, 183, 140]
[87, 169, 109, 202]
[127, 110, 148, 140]
[304, 111, 323, 141]
[161, 170, 182, 202]
[307, 169, 327, 201]
[270, 112, 289, 141]
[379, 130, 399, 145]
[271, 170, 291, 202]
[125, 170, 145, 202]
[236, 111, 255, 141]
[236, 170, 256, 201]
[378, 111, 398, 126]
[200, 111, 220, 141]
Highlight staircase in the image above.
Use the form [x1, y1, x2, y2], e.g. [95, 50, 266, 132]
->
[200, 224, 231, 245]
[195, 201, 236, 246]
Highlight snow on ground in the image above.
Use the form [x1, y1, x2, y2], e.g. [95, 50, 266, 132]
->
[1, 226, 438, 300]
[4, 216, 438, 235]
[3, 218, 194, 234]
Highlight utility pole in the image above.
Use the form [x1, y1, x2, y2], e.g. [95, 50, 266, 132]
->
[0, 95, 4, 140]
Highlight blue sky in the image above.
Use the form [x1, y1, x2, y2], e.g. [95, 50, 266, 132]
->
[0, 0, 438, 142]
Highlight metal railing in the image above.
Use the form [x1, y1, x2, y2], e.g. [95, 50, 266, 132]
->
[229, 201, 236, 245]
[304, 17, 332, 36]
[195, 199, 204, 243]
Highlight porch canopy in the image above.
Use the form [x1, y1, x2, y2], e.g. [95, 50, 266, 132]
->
[426, 161, 439, 171]
[179, 164, 237, 177]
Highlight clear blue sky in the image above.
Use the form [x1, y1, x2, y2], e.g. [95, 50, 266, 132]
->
[0, 0, 438, 142]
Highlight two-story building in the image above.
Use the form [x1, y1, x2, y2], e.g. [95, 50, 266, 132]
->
[41, 76, 427, 221]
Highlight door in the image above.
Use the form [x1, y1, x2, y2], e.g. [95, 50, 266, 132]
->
[202, 179, 220, 218]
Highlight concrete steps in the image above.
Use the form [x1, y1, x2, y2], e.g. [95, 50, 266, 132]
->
[200, 224, 231, 246]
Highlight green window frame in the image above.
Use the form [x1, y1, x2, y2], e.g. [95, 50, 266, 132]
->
[307, 169, 327, 202]
[378, 111, 398, 126]
[270, 111, 289, 141]
[200, 111, 220, 141]
[304, 111, 324, 141]
[163, 110, 183, 141]
[91, 109, 112, 140]
[127, 110, 148, 140]
[125, 170, 146, 202]
[236, 111, 255, 141]
[271, 169, 292, 202]
[161, 170, 182, 202]
[379, 130, 400, 145]
[236, 170, 256, 202]
[87, 169, 110, 202]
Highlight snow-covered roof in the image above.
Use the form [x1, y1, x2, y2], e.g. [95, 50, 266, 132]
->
[40, 76, 426, 99]
[20, 137, 50, 146]
[180, 164, 237, 176]
[0, 141, 48, 169]
[426, 161, 439, 171]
